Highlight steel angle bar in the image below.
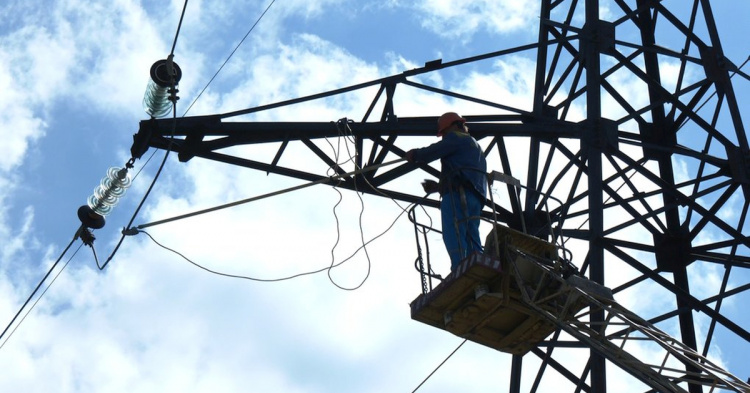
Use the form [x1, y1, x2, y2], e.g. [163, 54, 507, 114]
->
[604, 243, 750, 342]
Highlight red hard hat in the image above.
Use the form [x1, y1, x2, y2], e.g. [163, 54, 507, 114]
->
[437, 112, 466, 136]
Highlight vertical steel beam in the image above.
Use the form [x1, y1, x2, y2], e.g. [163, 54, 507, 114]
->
[534, 1, 551, 115]
[699, 0, 748, 150]
[510, 355, 523, 393]
[636, 2, 702, 391]
[583, 0, 607, 392]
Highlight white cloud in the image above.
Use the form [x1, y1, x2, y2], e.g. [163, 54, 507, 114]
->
[1, 1, 748, 392]
[251, 35, 379, 112]
[414, 0, 540, 41]
[0, 6, 477, 389]
[0, 52, 47, 172]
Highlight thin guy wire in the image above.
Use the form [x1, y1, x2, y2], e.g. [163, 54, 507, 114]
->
[181, 0, 276, 117]
[131, 148, 158, 182]
[411, 339, 468, 392]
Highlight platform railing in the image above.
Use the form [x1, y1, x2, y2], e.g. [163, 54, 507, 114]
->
[503, 246, 750, 393]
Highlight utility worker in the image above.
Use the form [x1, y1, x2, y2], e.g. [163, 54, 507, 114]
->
[406, 112, 488, 271]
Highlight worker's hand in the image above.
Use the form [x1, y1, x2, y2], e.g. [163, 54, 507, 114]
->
[421, 179, 439, 194]
[405, 149, 415, 162]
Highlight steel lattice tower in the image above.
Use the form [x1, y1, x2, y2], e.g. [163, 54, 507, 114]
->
[131, 1, 749, 391]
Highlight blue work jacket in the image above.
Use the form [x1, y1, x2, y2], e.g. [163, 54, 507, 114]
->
[411, 131, 487, 197]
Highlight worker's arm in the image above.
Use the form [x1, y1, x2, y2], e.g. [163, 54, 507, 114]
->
[406, 133, 460, 163]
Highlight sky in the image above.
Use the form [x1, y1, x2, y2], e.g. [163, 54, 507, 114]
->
[0, 1, 749, 392]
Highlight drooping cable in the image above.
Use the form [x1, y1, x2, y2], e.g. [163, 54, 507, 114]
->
[411, 339, 468, 393]
[134, 128, 410, 284]
[343, 122, 374, 290]
[334, 119, 412, 210]
[323, 118, 451, 290]
[324, 119, 372, 291]
[326, 185, 357, 289]
[181, 0, 277, 117]
[127, 126, 405, 287]
[323, 126, 351, 289]
[137, 201, 410, 283]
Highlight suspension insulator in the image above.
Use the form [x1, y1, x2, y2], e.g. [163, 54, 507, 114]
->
[87, 167, 132, 217]
[143, 59, 182, 118]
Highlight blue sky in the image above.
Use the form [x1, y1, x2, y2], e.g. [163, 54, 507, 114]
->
[1, 1, 749, 392]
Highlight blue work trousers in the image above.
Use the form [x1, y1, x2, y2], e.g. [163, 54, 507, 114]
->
[441, 188, 484, 270]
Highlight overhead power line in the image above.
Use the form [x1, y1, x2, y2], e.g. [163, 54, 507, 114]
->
[98, 0, 279, 269]
[182, 0, 277, 117]
[0, 0, 194, 352]
[90, 0, 193, 270]
[0, 231, 82, 347]
[170, 0, 189, 56]
[0, 243, 83, 350]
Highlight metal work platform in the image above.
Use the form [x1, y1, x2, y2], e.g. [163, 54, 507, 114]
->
[410, 224, 750, 393]
[411, 225, 595, 355]
[411, 252, 561, 355]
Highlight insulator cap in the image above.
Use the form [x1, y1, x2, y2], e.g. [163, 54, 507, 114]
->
[150, 59, 182, 88]
[78, 205, 105, 229]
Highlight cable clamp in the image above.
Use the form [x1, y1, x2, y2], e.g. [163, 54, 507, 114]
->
[122, 227, 140, 236]
[79, 228, 96, 247]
